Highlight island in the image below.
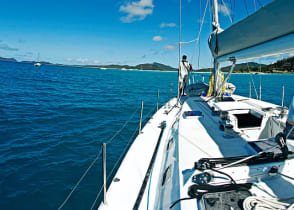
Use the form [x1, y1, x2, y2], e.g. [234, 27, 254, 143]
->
[0, 56, 294, 73]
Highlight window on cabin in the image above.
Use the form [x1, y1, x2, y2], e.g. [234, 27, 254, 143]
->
[166, 138, 173, 152]
[161, 166, 171, 186]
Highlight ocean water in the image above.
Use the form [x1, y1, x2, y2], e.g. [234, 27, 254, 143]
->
[0, 61, 293, 210]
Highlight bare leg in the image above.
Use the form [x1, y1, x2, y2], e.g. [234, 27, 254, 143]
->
[180, 81, 183, 96]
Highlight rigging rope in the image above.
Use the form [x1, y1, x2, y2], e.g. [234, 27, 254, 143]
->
[243, 0, 249, 16]
[221, 0, 233, 24]
[247, 63, 259, 99]
[256, 0, 263, 8]
[197, 0, 201, 70]
[179, 0, 209, 46]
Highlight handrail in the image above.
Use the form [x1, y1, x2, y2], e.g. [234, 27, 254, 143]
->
[133, 121, 166, 210]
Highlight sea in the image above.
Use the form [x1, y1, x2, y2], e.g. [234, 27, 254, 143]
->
[0, 61, 294, 210]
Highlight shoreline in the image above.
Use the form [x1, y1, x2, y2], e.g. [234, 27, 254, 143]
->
[1, 60, 294, 74]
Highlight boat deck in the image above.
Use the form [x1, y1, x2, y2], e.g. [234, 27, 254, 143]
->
[99, 95, 294, 210]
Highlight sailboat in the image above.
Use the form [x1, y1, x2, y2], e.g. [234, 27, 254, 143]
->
[34, 52, 42, 67]
[58, 0, 294, 209]
[97, 0, 294, 209]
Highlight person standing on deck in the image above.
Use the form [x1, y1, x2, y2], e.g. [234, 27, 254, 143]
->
[179, 55, 192, 96]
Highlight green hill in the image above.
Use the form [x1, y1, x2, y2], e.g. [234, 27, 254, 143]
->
[1, 55, 294, 73]
[94, 62, 177, 71]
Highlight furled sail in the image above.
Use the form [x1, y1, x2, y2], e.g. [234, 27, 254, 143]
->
[209, 0, 294, 62]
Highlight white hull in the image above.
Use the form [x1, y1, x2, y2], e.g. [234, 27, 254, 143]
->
[34, 62, 42, 67]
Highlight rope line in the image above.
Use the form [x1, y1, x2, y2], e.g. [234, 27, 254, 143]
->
[197, 0, 201, 70]
[243, 0, 249, 16]
[221, 0, 233, 24]
[178, 0, 209, 46]
[106, 105, 141, 145]
[243, 196, 292, 210]
[90, 104, 158, 209]
[58, 149, 103, 210]
[247, 63, 259, 99]
[256, 0, 263, 8]
[217, 144, 280, 170]
[58, 105, 141, 210]
[90, 123, 141, 210]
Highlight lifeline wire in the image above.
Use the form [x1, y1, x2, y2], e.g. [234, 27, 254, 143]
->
[58, 106, 140, 209]
[58, 149, 103, 210]
[90, 104, 158, 209]
[90, 123, 141, 210]
[106, 105, 141, 145]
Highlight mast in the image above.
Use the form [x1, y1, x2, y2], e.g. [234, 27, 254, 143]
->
[211, 0, 220, 31]
[211, 0, 221, 96]
[177, 0, 182, 101]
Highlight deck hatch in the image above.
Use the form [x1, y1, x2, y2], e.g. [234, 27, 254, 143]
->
[234, 113, 262, 128]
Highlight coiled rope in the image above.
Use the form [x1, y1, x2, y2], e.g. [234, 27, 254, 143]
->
[243, 196, 294, 210]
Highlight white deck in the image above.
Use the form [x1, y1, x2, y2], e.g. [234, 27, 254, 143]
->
[99, 98, 181, 210]
[99, 95, 294, 210]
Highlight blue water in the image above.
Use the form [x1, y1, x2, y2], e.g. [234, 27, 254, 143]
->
[0, 61, 293, 209]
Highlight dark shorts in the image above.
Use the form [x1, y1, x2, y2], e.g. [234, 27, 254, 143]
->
[183, 75, 188, 84]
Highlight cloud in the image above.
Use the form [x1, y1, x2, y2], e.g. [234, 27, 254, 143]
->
[119, 0, 154, 23]
[160, 22, 176, 28]
[164, 44, 176, 50]
[152, 36, 163, 41]
[287, 52, 294, 57]
[0, 42, 18, 51]
[218, 4, 231, 16]
[67, 58, 100, 64]
[76, 58, 90, 63]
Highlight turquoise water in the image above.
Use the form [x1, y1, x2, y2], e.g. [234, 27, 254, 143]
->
[0, 61, 293, 209]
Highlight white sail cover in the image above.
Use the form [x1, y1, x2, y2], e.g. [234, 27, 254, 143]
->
[209, 0, 294, 61]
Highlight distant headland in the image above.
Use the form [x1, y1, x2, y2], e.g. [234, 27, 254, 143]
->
[1, 56, 294, 73]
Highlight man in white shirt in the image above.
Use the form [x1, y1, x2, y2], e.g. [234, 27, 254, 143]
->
[179, 55, 192, 96]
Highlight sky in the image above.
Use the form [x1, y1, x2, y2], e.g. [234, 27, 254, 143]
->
[0, 0, 284, 68]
